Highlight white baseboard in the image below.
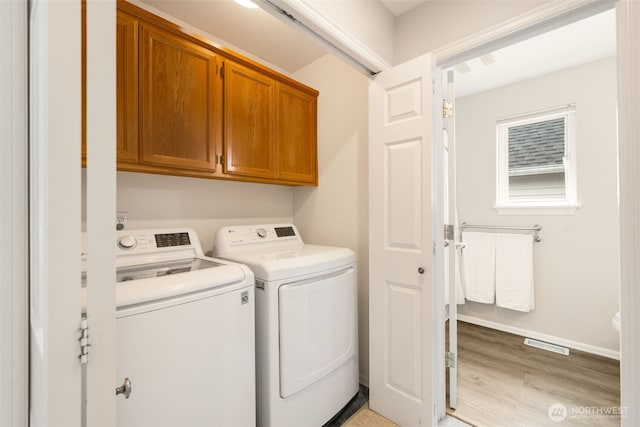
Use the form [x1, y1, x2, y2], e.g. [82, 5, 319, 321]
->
[457, 314, 620, 360]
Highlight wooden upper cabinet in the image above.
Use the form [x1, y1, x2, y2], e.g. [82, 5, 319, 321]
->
[106, 1, 318, 185]
[116, 11, 139, 164]
[223, 60, 276, 179]
[139, 22, 219, 172]
[276, 83, 318, 185]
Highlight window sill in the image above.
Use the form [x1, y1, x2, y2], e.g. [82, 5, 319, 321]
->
[494, 203, 580, 215]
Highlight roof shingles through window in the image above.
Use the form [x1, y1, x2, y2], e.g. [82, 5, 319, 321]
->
[508, 117, 565, 170]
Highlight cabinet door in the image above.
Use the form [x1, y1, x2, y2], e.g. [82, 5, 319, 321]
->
[116, 11, 139, 164]
[224, 60, 276, 179]
[276, 83, 318, 185]
[140, 23, 218, 172]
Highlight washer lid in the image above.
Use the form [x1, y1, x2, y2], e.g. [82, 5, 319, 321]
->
[115, 258, 224, 283]
[81, 257, 253, 311]
[220, 244, 356, 281]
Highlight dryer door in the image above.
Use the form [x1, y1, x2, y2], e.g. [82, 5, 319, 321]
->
[278, 266, 357, 398]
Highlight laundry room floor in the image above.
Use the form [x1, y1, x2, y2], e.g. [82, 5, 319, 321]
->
[447, 321, 621, 427]
[325, 384, 471, 427]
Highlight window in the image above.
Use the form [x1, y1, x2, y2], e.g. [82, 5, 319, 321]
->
[496, 104, 578, 214]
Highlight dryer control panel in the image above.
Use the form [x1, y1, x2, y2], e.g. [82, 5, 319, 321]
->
[214, 223, 303, 254]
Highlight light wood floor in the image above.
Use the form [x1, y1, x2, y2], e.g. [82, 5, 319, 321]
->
[447, 321, 621, 427]
[342, 404, 398, 427]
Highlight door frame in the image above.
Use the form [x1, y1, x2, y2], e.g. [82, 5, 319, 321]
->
[84, 0, 118, 425]
[29, 0, 118, 425]
[29, 0, 84, 424]
[0, 0, 28, 425]
[432, 0, 639, 423]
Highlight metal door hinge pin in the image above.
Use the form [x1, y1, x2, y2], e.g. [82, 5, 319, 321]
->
[446, 351, 456, 368]
[443, 100, 453, 118]
[79, 316, 89, 365]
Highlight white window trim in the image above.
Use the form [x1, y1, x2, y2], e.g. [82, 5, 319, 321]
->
[495, 104, 579, 214]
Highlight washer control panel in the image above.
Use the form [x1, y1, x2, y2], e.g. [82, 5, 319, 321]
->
[214, 224, 302, 254]
[82, 228, 206, 270]
[116, 231, 193, 251]
[110, 229, 201, 258]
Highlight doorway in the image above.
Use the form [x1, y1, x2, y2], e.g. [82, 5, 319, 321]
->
[444, 8, 621, 426]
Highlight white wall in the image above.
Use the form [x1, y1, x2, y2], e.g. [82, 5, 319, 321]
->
[99, 172, 294, 253]
[395, 0, 548, 64]
[455, 57, 620, 353]
[292, 53, 370, 384]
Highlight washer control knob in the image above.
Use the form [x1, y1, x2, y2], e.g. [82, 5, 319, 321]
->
[118, 235, 137, 249]
[256, 228, 267, 238]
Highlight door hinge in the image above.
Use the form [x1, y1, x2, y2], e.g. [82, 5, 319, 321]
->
[219, 154, 225, 165]
[444, 224, 455, 241]
[79, 316, 89, 365]
[220, 63, 225, 78]
[446, 351, 456, 368]
[443, 100, 453, 119]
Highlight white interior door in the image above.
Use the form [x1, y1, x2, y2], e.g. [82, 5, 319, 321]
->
[369, 53, 438, 427]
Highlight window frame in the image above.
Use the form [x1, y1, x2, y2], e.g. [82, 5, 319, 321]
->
[495, 104, 579, 215]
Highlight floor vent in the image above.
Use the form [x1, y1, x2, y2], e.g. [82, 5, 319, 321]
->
[523, 338, 570, 355]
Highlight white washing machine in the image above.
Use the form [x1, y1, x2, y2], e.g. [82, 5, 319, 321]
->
[213, 223, 359, 427]
[81, 228, 255, 427]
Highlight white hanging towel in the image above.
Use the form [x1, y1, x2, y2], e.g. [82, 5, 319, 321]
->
[461, 232, 496, 304]
[495, 233, 535, 312]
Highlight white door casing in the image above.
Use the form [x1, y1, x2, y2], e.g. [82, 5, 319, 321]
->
[616, 1, 640, 424]
[369, 53, 437, 427]
[444, 70, 459, 410]
[85, 0, 117, 425]
[29, 1, 83, 425]
[29, 0, 118, 425]
[1, 0, 28, 425]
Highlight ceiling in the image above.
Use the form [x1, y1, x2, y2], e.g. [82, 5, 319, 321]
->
[454, 9, 616, 98]
[379, 0, 427, 16]
[139, 0, 331, 73]
[137, 0, 428, 74]
[138, 0, 615, 95]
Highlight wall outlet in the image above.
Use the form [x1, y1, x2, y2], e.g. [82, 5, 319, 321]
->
[116, 211, 128, 230]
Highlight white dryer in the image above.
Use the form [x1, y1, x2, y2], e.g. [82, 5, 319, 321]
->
[214, 223, 359, 427]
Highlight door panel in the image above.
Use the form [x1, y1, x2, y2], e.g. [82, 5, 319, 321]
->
[386, 283, 423, 400]
[386, 139, 423, 251]
[369, 53, 435, 427]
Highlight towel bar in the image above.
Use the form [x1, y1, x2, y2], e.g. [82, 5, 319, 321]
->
[460, 223, 542, 242]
